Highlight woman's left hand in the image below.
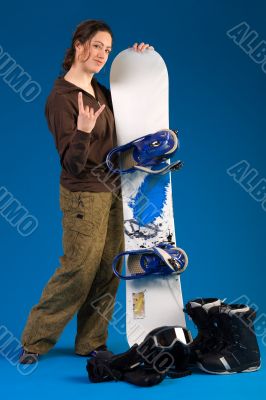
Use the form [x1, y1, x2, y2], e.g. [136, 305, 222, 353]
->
[131, 42, 154, 52]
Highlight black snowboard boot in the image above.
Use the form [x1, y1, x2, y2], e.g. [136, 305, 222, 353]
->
[184, 298, 223, 363]
[197, 304, 261, 374]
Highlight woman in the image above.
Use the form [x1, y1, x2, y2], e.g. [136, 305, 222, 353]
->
[20, 19, 154, 364]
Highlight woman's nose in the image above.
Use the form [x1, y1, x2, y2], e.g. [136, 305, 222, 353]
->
[97, 49, 103, 58]
[99, 48, 107, 59]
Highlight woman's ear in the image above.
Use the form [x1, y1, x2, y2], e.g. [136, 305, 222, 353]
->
[74, 40, 82, 52]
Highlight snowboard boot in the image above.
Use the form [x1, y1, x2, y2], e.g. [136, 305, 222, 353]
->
[184, 298, 223, 363]
[19, 348, 40, 364]
[197, 304, 261, 374]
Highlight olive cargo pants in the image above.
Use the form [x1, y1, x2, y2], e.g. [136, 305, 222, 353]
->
[21, 184, 124, 355]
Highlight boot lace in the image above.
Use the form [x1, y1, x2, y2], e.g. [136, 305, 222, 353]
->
[211, 319, 246, 353]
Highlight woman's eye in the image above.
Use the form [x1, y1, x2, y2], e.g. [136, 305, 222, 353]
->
[93, 44, 110, 54]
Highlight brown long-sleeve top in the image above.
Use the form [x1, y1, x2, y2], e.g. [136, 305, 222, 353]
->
[45, 76, 120, 192]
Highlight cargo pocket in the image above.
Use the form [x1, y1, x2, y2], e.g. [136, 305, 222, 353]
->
[61, 194, 94, 266]
[62, 214, 94, 265]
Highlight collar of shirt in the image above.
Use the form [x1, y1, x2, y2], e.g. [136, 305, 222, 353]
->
[53, 76, 99, 101]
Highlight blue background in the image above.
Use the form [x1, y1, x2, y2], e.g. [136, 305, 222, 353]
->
[0, 0, 265, 398]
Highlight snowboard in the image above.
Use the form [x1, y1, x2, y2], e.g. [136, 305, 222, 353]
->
[110, 49, 186, 347]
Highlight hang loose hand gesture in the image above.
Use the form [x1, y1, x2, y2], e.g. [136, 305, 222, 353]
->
[77, 92, 105, 133]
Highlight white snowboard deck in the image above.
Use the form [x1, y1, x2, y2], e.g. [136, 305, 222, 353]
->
[110, 49, 186, 346]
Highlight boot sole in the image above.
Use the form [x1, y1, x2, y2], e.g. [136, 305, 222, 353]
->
[19, 354, 39, 364]
[197, 361, 261, 375]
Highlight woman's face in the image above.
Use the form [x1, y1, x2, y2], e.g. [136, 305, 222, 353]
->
[77, 31, 112, 73]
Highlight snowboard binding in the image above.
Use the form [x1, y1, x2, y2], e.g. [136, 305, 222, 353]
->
[112, 242, 188, 280]
[106, 129, 183, 175]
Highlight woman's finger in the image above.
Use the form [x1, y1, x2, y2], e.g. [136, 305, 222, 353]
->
[138, 42, 145, 52]
[131, 42, 138, 51]
[78, 92, 85, 113]
[144, 44, 151, 50]
[94, 104, 106, 118]
[140, 44, 149, 52]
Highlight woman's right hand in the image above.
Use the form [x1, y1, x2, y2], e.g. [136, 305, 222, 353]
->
[77, 92, 105, 133]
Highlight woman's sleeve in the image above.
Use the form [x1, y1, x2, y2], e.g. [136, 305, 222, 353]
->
[45, 93, 96, 176]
